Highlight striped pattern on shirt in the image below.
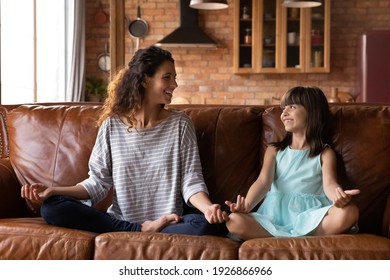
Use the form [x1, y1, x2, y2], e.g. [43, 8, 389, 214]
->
[80, 110, 208, 223]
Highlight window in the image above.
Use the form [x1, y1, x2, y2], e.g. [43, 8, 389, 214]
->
[0, 0, 75, 104]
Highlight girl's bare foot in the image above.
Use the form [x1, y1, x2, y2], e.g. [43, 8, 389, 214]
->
[141, 213, 181, 232]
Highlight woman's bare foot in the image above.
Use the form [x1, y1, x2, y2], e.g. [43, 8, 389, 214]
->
[141, 213, 181, 232]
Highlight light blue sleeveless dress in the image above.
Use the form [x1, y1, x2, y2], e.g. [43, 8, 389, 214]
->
[250, 147, 333, 237]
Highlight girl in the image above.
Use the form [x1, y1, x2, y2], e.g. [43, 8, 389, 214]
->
[21, 46, 228, 235]
[225, 86, 360, 240]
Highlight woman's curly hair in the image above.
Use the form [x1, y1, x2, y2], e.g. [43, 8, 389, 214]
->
[97, 46, 174, 129]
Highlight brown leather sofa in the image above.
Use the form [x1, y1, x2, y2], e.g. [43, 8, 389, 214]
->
[0, 103, 389, 260]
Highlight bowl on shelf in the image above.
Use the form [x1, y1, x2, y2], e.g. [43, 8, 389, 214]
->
[262, 59, 274, 67]
[312, 13, 322, 19]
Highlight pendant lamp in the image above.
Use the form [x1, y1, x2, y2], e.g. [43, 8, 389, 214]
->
[190, 0, 229, 10]
[282, 0, 322, 8]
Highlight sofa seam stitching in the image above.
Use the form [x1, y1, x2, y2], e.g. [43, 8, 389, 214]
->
[51, 106, 70, 186]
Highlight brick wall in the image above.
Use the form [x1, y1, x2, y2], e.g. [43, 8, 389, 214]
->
[85, 0, 111, 82]
[86, 0, 390, 104]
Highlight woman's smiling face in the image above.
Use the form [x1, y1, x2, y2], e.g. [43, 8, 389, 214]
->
[144, 60, 177, 105]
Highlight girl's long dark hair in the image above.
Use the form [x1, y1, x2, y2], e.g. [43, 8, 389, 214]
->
[272, 86, 330, 157]
[98, 46, 175, 127]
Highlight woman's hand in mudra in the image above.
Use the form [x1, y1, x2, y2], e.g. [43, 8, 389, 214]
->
[21, 183, 50, 203]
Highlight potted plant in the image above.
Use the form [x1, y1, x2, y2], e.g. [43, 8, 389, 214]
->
[85, 77, 107, 102]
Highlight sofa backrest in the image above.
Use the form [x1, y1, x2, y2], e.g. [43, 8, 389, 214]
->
[178, 106, 264, 211]
[7, 104, 102, 188]
[5, 104, 265, 213]
[3, 103, 390, 237]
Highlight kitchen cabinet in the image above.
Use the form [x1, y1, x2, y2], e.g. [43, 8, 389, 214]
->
[233, 0, 330, 74]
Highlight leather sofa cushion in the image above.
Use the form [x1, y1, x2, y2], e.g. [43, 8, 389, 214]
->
[0, 217, 96, 259]
[94, 231, 240, 260]
[239, 234, 390, 260]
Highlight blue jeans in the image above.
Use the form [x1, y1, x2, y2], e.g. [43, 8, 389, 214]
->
[41, 196, 226, 236]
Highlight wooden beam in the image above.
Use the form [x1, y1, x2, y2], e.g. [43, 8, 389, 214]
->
[110, 0, 125, 79]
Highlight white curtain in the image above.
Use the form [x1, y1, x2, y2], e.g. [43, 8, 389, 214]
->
[66, 0, 85, 101]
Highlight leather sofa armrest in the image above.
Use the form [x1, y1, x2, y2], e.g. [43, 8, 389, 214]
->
[383, 193, 390, 238]
[0, 158, 25, 217]
[0, 105, 9, 159]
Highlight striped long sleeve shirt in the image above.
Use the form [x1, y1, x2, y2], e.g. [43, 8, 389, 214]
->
[79, 110, 208, 224]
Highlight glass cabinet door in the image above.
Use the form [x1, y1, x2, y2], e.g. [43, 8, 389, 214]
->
[233, 0, 330, 73]
[282, 5, 304, 72]
[277, 0, 330, 73]
[260, 0, 278, 72]
[236, 0, 254, 72]
[306, 0, 330, 72]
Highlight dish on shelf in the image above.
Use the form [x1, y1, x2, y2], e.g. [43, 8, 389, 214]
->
[312, 13, 323, 19]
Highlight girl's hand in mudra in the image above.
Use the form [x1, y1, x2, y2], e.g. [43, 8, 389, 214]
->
[333, 187, 360, 208]
[225, 195, 248, 213]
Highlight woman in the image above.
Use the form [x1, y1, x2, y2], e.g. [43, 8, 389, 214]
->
[21, 46, 228, 235]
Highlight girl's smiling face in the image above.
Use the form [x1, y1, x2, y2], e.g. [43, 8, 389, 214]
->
[280, 103, 308, 133]
[144, 60, 177, 105]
